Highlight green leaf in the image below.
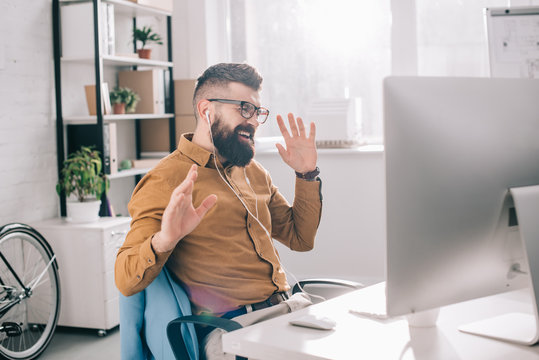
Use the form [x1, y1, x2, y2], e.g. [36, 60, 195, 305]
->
[56, 145, 108, 202]
[109, 87, 140, 113]
[132, 25, 163, 49]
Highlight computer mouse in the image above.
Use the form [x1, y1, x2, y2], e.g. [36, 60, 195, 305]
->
[289, 314, 336, 330]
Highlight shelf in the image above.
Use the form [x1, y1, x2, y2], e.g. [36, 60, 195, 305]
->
[256, 145, 384, 156]
[62, 55, 173, 68]
[106, 0, 172, 17]
[63, 113, 175, 124]
[107, 168, 149, 179]
[60, 0, 172, 17]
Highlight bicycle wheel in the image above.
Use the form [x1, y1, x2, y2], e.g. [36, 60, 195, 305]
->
[0, 224, 60, 360]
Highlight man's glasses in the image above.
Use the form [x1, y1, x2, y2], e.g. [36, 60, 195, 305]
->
[208, 99, 270, 124]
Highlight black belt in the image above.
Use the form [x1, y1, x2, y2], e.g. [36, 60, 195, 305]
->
[222, 291, 290, 319]
[247, 291, 289, 312]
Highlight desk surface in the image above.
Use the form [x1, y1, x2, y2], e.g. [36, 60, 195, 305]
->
[222, 287, 539, 359]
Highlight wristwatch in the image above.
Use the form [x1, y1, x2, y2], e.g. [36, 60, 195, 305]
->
[295, 166, 320, 181]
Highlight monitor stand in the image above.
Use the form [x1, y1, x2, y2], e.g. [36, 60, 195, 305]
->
[458, 185, 539, 345]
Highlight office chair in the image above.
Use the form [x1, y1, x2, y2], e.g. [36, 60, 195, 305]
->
[167, 279, 363, 360]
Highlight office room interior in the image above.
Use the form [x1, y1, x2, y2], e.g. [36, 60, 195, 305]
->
[2, 0, 539, 359]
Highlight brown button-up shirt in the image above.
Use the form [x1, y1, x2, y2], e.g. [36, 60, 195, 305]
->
[115, 133, 322, 314]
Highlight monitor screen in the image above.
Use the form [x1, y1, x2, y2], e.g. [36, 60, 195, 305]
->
[383, 76, 539, 317]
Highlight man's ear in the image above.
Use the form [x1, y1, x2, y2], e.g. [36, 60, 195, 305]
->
[196, 99, 211, 124]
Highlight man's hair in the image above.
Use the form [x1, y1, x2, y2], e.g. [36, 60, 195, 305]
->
[193, 63, 263, 119]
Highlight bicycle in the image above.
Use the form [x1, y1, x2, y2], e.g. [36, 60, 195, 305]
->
[0, 223, 60, 360]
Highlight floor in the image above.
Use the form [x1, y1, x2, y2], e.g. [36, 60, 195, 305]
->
[39, 326, 120, 360]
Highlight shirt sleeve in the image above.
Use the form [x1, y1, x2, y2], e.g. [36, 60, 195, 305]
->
[114, 172, 174, 297]
[268, 175, 323, 251]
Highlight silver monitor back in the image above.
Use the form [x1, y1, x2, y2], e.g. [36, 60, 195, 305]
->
[384, 76, 539, 316]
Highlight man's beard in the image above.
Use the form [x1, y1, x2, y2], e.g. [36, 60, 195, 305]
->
[211, 115, 255, 167]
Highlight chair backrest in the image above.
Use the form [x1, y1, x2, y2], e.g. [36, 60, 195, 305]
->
[119, 268, 199, 360]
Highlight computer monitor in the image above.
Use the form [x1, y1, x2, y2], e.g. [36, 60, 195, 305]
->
[383, 76, 539, 344]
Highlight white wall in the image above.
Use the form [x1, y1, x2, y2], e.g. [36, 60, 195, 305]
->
[172, 0, 230, 79]
[0, 0, 58, 224]
[416, 0, 539, 77]
[255, 149, 386, 285]
[172, 0, 210, 79]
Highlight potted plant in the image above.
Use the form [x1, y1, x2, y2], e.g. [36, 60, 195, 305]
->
[133, 25, 163, 59]
[109, 87, 140, 114]
[56, 146, 109, 223]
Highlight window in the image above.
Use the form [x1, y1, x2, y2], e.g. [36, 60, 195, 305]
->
[226, 0, 391, 140]
[416, 0, 503, 77]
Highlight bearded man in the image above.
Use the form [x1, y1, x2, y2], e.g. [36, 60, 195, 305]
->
[115, 63, 322, 340]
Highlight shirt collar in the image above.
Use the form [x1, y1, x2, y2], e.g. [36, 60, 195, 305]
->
[178, 133, 214, 167]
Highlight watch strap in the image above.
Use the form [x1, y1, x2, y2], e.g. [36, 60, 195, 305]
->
[295, 166, 320, 180]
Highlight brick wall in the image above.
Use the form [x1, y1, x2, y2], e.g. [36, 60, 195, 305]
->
[0, 0, 59, 224]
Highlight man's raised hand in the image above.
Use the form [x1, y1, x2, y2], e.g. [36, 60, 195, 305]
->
[275, 113, 317, 174]
[152, 164, 217, 253]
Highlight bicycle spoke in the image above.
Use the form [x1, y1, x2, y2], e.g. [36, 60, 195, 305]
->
[0, 227, 59, 358]
[27, 255, 56, 291]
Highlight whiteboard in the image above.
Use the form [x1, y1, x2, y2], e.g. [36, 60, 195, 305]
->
[485, 7, 539, 78]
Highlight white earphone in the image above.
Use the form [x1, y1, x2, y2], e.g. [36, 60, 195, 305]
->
[204, 105, 324, 302]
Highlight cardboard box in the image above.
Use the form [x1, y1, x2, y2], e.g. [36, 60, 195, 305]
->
[118, 70, 165, 114]
[174, 79, 196, 115]
[84, 84, 111, 115]
[139, 115, 197, 152]
[175, 115, 197, 138]
[131, 0, 173, 12]
[140, 118, 169, 152]
[131, 158, 161, 169]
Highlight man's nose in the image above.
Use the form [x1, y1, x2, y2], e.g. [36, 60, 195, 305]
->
[246, 115, 260, 128]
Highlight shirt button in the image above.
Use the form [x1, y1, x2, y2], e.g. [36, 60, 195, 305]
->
[136, 275, 141, 280]
[148, 258, 152, 263]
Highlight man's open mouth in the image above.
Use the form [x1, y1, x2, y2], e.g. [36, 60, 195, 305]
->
[237, 129, 253, 142]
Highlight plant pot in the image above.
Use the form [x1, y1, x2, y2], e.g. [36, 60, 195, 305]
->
[113, 103, 126, 114]
[137, 48, 152, 59]
[66, 200, 101, 223]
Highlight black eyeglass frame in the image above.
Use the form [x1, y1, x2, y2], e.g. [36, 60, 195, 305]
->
[207, 99, 270, 124]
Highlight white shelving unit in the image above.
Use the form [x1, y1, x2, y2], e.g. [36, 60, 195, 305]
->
[53, 0, 175, 217]
[107, 167, 150, 179]
[64, 113, 174, 125]
[59, 0, 172, 17]
[62, 55, 173, 68]
[49, 0, 174, 333]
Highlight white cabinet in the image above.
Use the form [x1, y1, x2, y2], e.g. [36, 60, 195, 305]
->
[32, 217, 130, 334]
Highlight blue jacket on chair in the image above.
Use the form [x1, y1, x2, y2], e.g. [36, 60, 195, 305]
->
[119, 267, 199, 360]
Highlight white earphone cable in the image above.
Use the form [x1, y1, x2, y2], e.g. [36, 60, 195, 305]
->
[205, 112, 325, 302]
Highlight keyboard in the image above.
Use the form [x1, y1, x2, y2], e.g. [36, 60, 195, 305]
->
[348, 282, 389, 319]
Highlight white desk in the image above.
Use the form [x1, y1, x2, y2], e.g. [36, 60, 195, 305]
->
[222, 287, 539, 359]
